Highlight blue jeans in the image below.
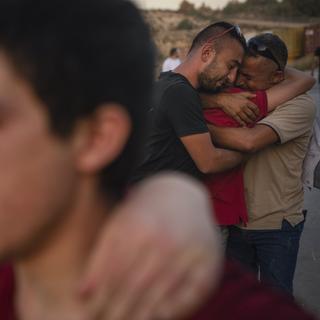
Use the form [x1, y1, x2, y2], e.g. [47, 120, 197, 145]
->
[226, 219, 304, 295]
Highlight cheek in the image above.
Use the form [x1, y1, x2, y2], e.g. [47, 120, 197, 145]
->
[205, 67, 223, 83]
[215, 67, 230, 81]
[248, 79, 266, 91]
[0, 127, 77, 259]
[222, 66, 230, 77]
[247, 80, 256, 89]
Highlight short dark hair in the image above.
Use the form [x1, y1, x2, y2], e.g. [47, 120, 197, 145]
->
[247, 33, 288, 71]
[170, 48, 178, 56]
[0, 0, 155, 199]
[189, 21, 246, 53]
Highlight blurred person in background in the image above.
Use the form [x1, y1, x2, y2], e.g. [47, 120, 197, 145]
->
[162, 47, 181, 72]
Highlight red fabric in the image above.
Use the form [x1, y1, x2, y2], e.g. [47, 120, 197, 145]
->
[0, 264, 16, 320]
[188, 260, 317, 320]
[0, 261, 316, 320]
[204, 88, 268, 225]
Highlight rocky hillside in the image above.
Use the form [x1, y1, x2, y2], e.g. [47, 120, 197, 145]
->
[143, 10, 212, 66]
[143, 10, 258, 69]
[143, 9, 319, 71]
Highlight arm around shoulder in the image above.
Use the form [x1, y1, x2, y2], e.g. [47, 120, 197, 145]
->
[208, 124, 279, 153]
[266, 67, 316, 112]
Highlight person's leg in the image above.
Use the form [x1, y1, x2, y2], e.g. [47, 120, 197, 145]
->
[226, 226, 258, 274]
[254, 220, 304, 295]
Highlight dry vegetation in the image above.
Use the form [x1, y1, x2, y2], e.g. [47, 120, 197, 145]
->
[143, 10, 255, 70]
[143, 10, 208, 62]
[143, 5, 319, 72]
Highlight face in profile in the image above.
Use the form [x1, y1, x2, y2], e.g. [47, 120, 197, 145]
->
[0, 51, 80, 262]
[199, 38, 244, 91]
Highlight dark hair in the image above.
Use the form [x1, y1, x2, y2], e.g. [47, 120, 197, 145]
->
[170, 48, 178, 56]
[189, 21, 246, 53]
[247, 33, 288, 71]
[0, 0, 155, 199]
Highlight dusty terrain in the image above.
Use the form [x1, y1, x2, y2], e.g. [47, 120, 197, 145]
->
[143, 10, 266, 68]
[143, 9, 319, 71]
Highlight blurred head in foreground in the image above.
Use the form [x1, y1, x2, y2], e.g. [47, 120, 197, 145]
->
[0, 0, 154, 262]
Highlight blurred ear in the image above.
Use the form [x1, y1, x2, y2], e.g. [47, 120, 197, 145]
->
[271, 70, 285, 85]
[73, 103, 131, 174]
[201, 44, 216, 64]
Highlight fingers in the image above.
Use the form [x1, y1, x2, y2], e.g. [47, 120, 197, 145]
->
[80, 226, 156, 320]
[131, 251, 202, 320]
[103, 250, 220, 320]
[238, 111, 254, 125]
[78, 211, 152, 304]
[236, 92, 260, 120]
[154, 250, 220, 320]
[239, 91, 256, 99]
[223, 105, 259, 126]
[246, 101, 260, 117]
[233, 115, 246, 127]
[78, 222, 137, 298]
[242, 106, 257, 123]
[103, 247, 173, 320]
[82, 232, 219, 320]
[230, 103, 259, 126]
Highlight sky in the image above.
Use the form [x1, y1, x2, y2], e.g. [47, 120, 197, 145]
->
[134, 0, 233, 10]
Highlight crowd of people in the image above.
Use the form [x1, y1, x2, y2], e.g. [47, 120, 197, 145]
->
[0, 0, 318, 319]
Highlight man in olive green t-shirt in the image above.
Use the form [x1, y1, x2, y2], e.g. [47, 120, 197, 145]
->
[208, 34, 316, 295]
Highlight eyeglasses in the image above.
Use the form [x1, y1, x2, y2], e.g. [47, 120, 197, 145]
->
[205, 25, 245, 47]
[248, 38, 282, 70]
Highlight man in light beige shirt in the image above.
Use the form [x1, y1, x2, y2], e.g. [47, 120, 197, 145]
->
[209, 33, 316, 295]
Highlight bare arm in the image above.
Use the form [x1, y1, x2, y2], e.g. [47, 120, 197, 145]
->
[180, 132, 244, 174]
[200, 68, 315, 125]
[200, 91, 259, 126]
[266, 67, 316, 112]
[208, 124, 279, 153]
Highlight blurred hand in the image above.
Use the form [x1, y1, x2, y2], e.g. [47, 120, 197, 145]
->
[201, 92, 259, 127]
[78, 173, 223, 320]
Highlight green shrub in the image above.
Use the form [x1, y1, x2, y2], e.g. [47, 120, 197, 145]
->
[176, 19, 194, 30]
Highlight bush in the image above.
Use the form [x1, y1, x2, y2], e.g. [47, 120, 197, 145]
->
[176, 18, 194, 30]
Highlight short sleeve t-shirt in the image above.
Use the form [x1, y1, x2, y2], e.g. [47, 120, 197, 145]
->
[204, 88, 268, 225]
[132, 71, 208, 182]
[243, 94, 316, 229]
